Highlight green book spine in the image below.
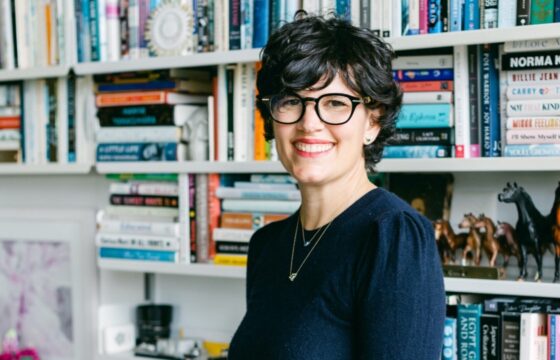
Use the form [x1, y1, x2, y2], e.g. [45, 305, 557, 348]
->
[530, 0, 554, 23]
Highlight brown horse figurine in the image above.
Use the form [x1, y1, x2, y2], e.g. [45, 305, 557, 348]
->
[458, 213, 482, 265]
[433, 219, 468, 264]
[473, 214, 501, 267]
[549, 181, 560, 282]
[494, 221, 521, 270]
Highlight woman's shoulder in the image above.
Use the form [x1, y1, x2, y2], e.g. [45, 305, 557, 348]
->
[248, 213, 296, 249]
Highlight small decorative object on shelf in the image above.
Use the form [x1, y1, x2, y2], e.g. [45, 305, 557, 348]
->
[458, 212, 484, 266]
[473, 213, 503, 267]
[434, 218, 467, 265]
[498, 181, 555, 281]
[145, 0, 195, 57]
[494, 220, 521, 269]
[0, 329, 40, 360]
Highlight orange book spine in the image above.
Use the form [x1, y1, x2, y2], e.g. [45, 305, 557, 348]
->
[253, 62, 267, 160]
[45, 3, 53, 65]
[0, 117, 21, 129]
[95, 91, 167, 107]
[207, 173, 221, 259]
[399, 80, 454, 92]
[220, 212, 289, 229]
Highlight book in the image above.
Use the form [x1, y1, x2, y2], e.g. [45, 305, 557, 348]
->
[480, 313, 501, 360]
[382, 145, 452, 158]
[195, 173, 209, 262]
[507, 69, 560, 84]
[504, 144, 560, 156]
[480, 43, 501, 157]
[502, 50, 560, 71]
[96, 142, 181, 162]
[392, 54, 454, 69]
[505, 129, 560, 144]
[396, 104, 454, 128]
[516, 0, 531, 25]
[215, 187, 301, 201]
[530, 0, 554, 23]
[499, 0, 518, 27]
[389, 128, 454, 145]
[95, 79, 212, 93]
[220, 212, 289, 229]
[463, 0, 481, 30]
[97, 218, 180, 237]
[95, 232, 180, 251]
[213, 253, 247, 266]
[221, 199, 300, 214]
[213, 227, 254, 242]
[109, 181, 179, 196]
[467, 45, 481, 157]
[457, 303, 482, 360]
[454, 45, 471, 158]
[98, 247, 178, 262]
[399, 80, 454, 92]
[394, 69, 454, 82]
[109, 194, 179, 208]
[507, 99, 560, 116]
[103, 205, 179, 218]
[442, 317, 458, 360]
[506, 116, 560, 129]
[506, 84, 560, 100]
[95, 91, 207, 107]
[96, 126, 183, 143]
[483, 0, 498, 28]
[215, 240, 249, 255]
[401, 91, 453, 103]
[504, 38, 560, 53]
[519, 312, 547, 360]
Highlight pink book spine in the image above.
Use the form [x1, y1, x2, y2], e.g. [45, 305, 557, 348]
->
[419, 0, 428, 34]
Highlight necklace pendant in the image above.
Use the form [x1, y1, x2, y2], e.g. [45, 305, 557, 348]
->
[289, 273, 297, 281]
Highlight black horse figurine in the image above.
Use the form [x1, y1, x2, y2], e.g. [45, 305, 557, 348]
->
[549, 181, 560, 282]
[497, 182, 553, 281]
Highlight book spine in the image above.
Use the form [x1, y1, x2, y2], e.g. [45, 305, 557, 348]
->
[213, 253, 247, 266]
[96, 126, 180, 143]
[391, 128, 454, 145]
[480, 44, 501, 157]
[229, 0, 241, 50]
[216, 187, 301, 201]
[506, 129, 560, 144]
[530, 0, 554, 23]
[98, 247, 177, 262]
[119, 0, 128, 58]
[396, 104, 454, 128]
[220, 212, 288, 229]
[240, 0, 252, 49]
[457, 304, 481, 360]
[504, 38, 560, 53]
[398, 80, 454, 92]
[506, 84, 560, 100]
[442, 317, 457, 360]
[401, 91, 453, 103]
[110, 194, 179, 208]
[449, 0, 462, 31]
[392, 55, 454, 69]
[506, 116, 560, 128]
[502, 50, 560, 71]
[393, 69, 454, 81]
[89, 0, 100, 61]
[195, 173, 209, 262]
[516, 0, 531, 25]
[556, 0, 560, 21]
[463, 0, 481, 30]
[454, 45, 471, 158]
[480, 314, 501, 360]
[213, 227, 253, 242]
[252, 0, 269, 48]
[382, 145, 452, 158]
[408, 0, 420, 34]
[110, 181, 179, 197]
[207, 173, 220, 260]
[441, 0, 449, 32]
[428, 0, 443, 33]
[503, 143, 560, 156]
[483, 0, 498, 28]
[96, 142, 178, 161]
[215, 241, 249, 255]
[507, 99, 560, 116]
[104, 204, 179, 217]
[221, 199, 301, 213]
[499, 0, 518, 27]
[98, 219, 180, 236]
[468, 45, 481, 157]
[507, 69, 560, 84]
[226, 65, 235, 161]
[360, 0, 370, 28]
[96, 233, 180, 250]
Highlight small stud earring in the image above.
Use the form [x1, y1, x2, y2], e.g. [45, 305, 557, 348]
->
[364, 137, 374, 145]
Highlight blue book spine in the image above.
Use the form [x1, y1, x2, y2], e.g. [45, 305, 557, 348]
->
[441, 317, 457, 360]
[96, 81, 178, 92]
[89, 0, 100, 61]
[99, 247, 177, 262]
[457, 303, 482, 360]
[396, 104, 453, 128]
[449, 0, 462, 31]
[382, 145, 451, 158]
[556, 0, 560, 22]
[75, 0, 84, 62]
[463, 0, 480, 30]
[503, 144, 560, 156]
[480, 44, 501, 157]
[428, 0, 443, 33]
[393, 69, 454, 81]
[96, 142, 178, 161]
[67, 74, 76, 162]
[336, 0, 351, 20]
[552, 315, 557, 360]
[81, 0, 92, 61]
[252, 0, 269, 48]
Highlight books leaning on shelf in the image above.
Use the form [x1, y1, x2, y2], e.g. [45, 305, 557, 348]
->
[443, 295, 560, 360]
[94, 69, 212, 162]
[96, 175, 185, 263]
[500, 45, 560, 157]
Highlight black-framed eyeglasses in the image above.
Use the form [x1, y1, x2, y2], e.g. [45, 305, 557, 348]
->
[258, 92, 373, 125]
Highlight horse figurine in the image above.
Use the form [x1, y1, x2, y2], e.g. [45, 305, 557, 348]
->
[498, 182, 553, 281]
[549, 181, 560, 282]
[433, 219, 468, 264]
[494, 221, 521, 270]
[458, 213, 483, 265]
[473, 214, 501, 267]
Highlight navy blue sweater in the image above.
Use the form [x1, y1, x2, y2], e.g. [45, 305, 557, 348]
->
[228, 188, 445, 359]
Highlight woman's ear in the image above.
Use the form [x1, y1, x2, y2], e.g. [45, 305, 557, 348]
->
[364, 110, 381, 145]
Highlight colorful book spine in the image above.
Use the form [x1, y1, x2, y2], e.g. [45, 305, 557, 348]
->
[503, 143, 560, 156]
[110, 194, 179, 207]
[96, 142, 178, 161]
[463, 0, 481, 30]
[428, 0, 443, 33]
[449, 0, 463, 31]
[252, 0, 269, 48]
[98, 247, 178, 262]
[506, 116, 560, 129]
[530, 0, 554, 23]
[393, 69, 454, 81]
[213, 253, 247, 266]
[556, 0, 560, 21]
[399, 80, 454, 92]
[382, 145, 452, 158]
[220, 212, 288, 229]
[549, 314, 559, 360]
[480, 44, 501, 157]
[468, 45, 481, 157]
[457, 303, 482, 360]
[419, 0, 428, 34]
[221, 199, 300, 213]
[215, 187, 301, 201]
[229, 0, 241, 50]
[441, 317, 457, 360]
[396, 104, 454, 128]
[207, 173, 221, 260]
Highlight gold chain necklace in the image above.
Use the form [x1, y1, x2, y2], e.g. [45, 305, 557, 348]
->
[288, 217, 333, 281]
[301, 220, 324, 247]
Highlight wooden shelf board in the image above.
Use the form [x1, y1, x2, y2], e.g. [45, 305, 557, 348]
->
[0, 163, 92, 175]
[74, 49, 261, 75]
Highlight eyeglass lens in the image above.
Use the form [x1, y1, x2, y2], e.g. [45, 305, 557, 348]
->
[269, 94, 356, 124]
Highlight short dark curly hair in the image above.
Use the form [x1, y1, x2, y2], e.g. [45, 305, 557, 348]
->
[256, 14, 402, 172]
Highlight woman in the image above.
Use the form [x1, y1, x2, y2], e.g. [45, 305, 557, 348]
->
[228, 14, 445, 359]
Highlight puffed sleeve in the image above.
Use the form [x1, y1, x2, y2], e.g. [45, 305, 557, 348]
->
[354, 210, 445, 360]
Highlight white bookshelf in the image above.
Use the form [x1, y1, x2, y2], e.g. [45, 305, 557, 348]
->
[98, 259, 246, 279]
[0, 163, 92, 175]
[0, 65, 70, 81]
[95, 160, 285, 174]
[444, 278, 560, 299]
[74, 49, 261, 75]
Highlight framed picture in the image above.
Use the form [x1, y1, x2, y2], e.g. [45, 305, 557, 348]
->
[0, 208, 97, 360]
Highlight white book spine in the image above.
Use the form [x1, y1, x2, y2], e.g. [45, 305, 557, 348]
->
[240, 0, 253, 49]
[233, 181, 298, 190]
[402, 91, 453, 103]
[498, 0, 517, 28]
[507, 100, 560, 116]
[453, 45, 471, 158]
[408, 0, 420, 35]
[76, 76, 96, 164]
[504, 38, 560, 53]
[207, 95, 215, 161]
[351, 0, 360, 25]
[15, 0, 29, 68]
[97, 0, 108, 61]
[98, 219, 180, 237]
[213, 0, 223, 51]
[507, 83, 560, 100]
[499, 48, 508, 157]
[221, 199, 301, 214]
[320, 0, 336, 15]
[302, 0, 320, 14]
[392, 55, 454, 70]
[178, 174, 191, 263]
[381, 0, 391, 37]
[222, 0, 229, 51]
[104, 205, 180, 218]
[1, 0, 15, 69]
[213, 228, 254, 242]
[217, 65, 228, 161]
[37, 79, 48, 164]
[0, 129, 21, 141]
[507, 69, 560, 84]
[519, 313, 547, 360]
[370, 0, 382, 34]
[506, 116, 560, 129]
[506, 129, 560, 144]
[233, 63, 248, 161]
[96, 126, 181, 143]
[57, 77, 68, 164]
[391, 0, 402, 37]
[105, 0, 120, 62]
[109, 182, 179, 196]
[216, 187, 302, 200]
[95, 232, 180, 251]
[0, 140, 19, 151]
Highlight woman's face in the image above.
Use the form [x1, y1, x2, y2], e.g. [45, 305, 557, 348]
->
[273, 74, 380, 187]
